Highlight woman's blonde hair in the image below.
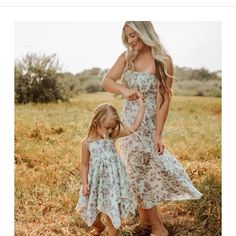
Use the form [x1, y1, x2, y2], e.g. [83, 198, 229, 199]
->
[86, 103, 124, 139]
[121, 21, 174, 107]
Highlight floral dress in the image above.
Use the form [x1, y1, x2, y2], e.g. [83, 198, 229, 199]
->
[119, 70, 202, 209]
[75, 138, 136, 229]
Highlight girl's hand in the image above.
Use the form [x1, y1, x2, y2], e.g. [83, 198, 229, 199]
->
[154, 135, 165, 155]
[82, 183, 90, 196]
[122, 88, 141, 101]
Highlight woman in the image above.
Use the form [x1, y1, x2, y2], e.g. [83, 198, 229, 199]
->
[101, 21, 202, 236]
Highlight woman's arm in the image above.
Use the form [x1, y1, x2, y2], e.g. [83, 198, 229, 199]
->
[101, 52, 127, 95]
[117, 96, 145, 138]
[101, 52, 141, 100]
[80, 140, 90, 196]
[155, 57, 174, 154]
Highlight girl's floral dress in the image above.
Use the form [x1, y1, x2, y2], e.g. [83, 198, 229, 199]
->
[76, 138, 136, 229]
[119, 70, 202, 209]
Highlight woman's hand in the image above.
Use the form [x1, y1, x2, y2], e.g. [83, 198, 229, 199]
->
[154, 135, 165, 155]
[82, 183, 90, 196]
[121, 88, 141, 101]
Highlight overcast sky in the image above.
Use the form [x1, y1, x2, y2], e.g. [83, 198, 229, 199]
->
[15, 21, 221, 74]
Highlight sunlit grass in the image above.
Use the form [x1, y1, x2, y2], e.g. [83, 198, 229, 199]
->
[15, 93, 221, 235]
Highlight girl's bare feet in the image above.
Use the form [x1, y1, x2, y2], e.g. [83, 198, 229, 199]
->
[105, 215, 118, 236]
[107, 227, 117, 236]
[89, 223, 105, 236]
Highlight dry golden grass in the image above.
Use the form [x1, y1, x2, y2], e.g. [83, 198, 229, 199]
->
[15, 93, 221, 236]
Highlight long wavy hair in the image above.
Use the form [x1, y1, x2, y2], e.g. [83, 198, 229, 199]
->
[121, 21, 174, 107]
[86, 103, 125, 139]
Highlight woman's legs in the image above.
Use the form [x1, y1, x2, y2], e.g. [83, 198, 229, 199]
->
[105, 215, 118, 236]
[139, 206, 168, 236]
[138, 206, 151, 226]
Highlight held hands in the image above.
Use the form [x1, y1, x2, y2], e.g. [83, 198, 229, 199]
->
[82, 183, 90, 196]
[122, 88, 141, 101]
[136, 94, 145, 109]
[154, 135, 165, 155]
[122, 87, 145, 108]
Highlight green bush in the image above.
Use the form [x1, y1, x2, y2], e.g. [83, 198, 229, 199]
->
[80, 79, 102, 93]
[15, 53, 72, 103]
[173, 79, 221, 97]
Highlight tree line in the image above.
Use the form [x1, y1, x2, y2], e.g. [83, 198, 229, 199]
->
[15, 53, 221, 104]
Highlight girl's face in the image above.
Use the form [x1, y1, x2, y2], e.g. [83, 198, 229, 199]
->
[124, 25, 145, 52]
[97, 116, 118, 138]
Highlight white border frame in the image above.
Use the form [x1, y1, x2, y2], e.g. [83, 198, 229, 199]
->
[1, 6, 233, 235]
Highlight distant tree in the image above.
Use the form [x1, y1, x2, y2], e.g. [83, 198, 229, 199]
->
[78, 67, 101, 76]
[15, 53, 71, 103]
[174, 66, 221, 81]
[198, 67, 211, 80]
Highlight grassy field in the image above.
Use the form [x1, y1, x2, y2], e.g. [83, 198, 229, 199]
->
[15, 93, 221, 236]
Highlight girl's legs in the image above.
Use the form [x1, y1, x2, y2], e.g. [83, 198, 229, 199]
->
[90, 213, 105, 236]
[140, 206, 168, 236]
[105, 215, 118, 236]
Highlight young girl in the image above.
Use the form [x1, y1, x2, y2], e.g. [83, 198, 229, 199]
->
[75, 95, 145, 236]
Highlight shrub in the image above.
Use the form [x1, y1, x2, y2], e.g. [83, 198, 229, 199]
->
[79, 78, 102, 93]
[15, 53, 71, 103]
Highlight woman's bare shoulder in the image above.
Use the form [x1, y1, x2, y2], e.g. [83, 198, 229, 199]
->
[104, 51, 127, 81]
[120, 50, 127, 57]
[119, 51, 127, 61]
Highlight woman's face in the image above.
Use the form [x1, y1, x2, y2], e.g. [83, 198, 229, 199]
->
[124, 25, 145, 52]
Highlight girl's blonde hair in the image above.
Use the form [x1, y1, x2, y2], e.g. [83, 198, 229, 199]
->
[86, 103, 124, 139]
[121, 21, 174, 107]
